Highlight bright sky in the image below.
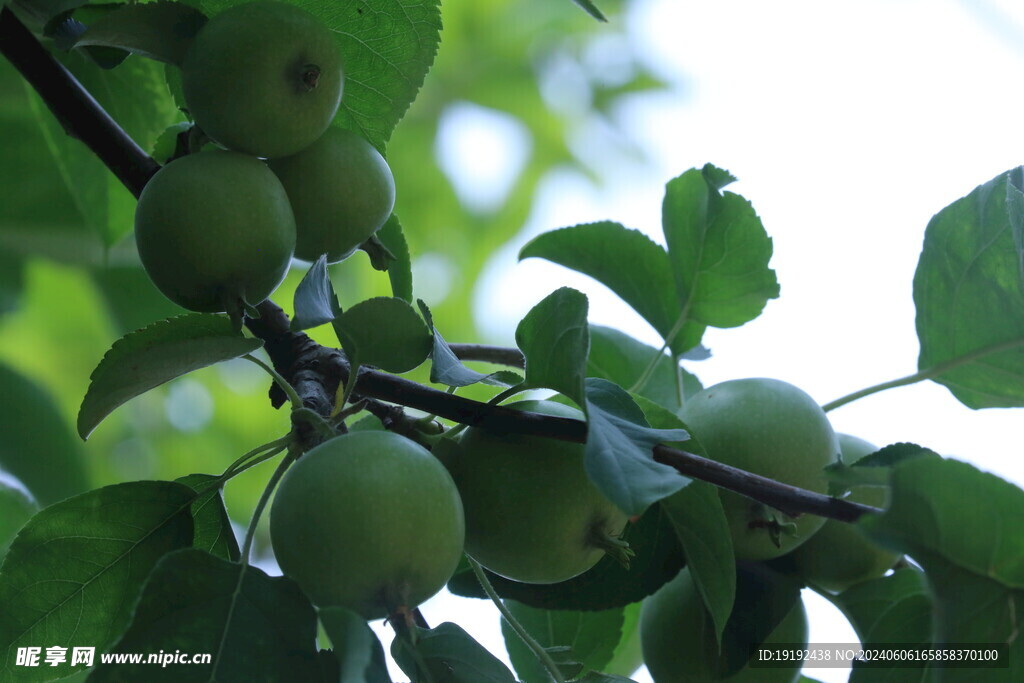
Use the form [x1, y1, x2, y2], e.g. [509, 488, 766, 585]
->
[409, 1, 1024, 680]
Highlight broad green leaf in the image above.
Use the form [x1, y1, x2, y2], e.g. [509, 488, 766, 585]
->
[0, 361, 89, 505]
[588, 325, 702, 413]
[391, 622, 516, 683]
[571, 0, 607, 22]
[913, 167, 1024, 408]
[520, 222, 703, 356]
[175, 473, 239, 562]
[603, 601, 643, 678]
[0, 478, 37, 563]
[502, 602, 623, 682]
[448, 502, 685, 611]
[89, 549, 322, 682]
[27, 50, 182, 246]
[0, 481, 195, 682]
[419, 300, 518, 388]
[7, 0, 89, 28]
[77, 314, 263, 439]
[73, 1, 207, 65]
[859, 458, 1023, 681]
[584, 378, 690, 516]
[515, 287, 589, 407]
[635, 396, 734, 644]
[292, 255, 340, 331]
[332, 297, 432, 373]
[837, 570, 932, 683]
[201, 0, 442, 153]
[377, 214, 413, 302]
[0, 252, 23, 318]
[825, 442, 939, 494]
[150, 121, 191, 164]
[662, 164, 779, 328]
[320, 606, 393, 683]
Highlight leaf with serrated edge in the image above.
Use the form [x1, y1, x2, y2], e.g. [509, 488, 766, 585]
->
[320, 606, 393, 683]
[292, 255, 338, 331]
[0, 481, 195, 682]
[392, 622, 516, 683]
[333, 297, 431, 373]
[175, 473, 239, 562]
[77, 314, 262, 439]
[515, 287, 589, 407]
[377, 214, 413, 302]
[584, 378, 689, 516]
[74, 1, 207, 65]
[419, 300, 518, 388]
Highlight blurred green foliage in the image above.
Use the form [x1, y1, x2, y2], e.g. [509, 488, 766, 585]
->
[0, 0, 664, 547]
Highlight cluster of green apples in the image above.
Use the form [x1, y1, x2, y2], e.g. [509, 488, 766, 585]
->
[134, 1, 395, 314]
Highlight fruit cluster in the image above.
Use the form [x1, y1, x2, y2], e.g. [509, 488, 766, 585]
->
[134, 1, 396, 314]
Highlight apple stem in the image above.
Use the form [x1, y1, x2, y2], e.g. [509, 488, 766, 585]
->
[589, 528, 635, 570]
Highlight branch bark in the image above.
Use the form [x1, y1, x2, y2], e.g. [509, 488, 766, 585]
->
[1, 9, 876, 524]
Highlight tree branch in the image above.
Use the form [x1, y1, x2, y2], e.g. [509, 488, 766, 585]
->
[2, 10, 875, 524]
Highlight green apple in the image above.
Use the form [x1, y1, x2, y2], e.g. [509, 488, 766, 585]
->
[448, 400, 630, 584]
[269, 431, 464, 619]
[182, 1, 344, 158]
[791, 434, 901, 592]
[269, 127, 396, 263]
[679, 378, 839, 561]
[134, 151, 295, 313]
[640, 567, 807, 682]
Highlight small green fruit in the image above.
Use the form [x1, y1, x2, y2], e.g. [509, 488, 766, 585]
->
[269, 127, 396, 263]
[679, 378, 839, 561]
[791, 434, 901, 592]
[134, 151, 295, 312]
[269, 432, 465, 619]
[449, 400, 630, 584]
[640, 567, 807, 682]
[182, 1, 344, 158]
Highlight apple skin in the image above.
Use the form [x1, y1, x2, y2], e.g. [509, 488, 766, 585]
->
[269, 127, 396, 263]
[791, 434, 901, 592]
[449, 400, 629, 584]
[679, 378, 839, 561]
[269, 431, 465, 620]
[134, 151, 295, 312]
[640, 567, 807, 683]
[182, 1, 344, 158]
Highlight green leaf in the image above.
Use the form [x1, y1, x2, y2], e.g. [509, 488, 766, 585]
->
[588, 325, 702, 413]
[150, 121, 191, 164]
[89, 549, 322, 682]
[332, 297, 432, 373]
[584, 378, 690, 516]
[502, 602, 623, 682]
[77, 314, 263, 439]
[520, 222, 703, 356]
[859, 458, 1023, 680]
[602, 601, 642, 678]
[91, 265, 186, 334]
[26, 50, 181, 246]
[0, 252, 24, 318]
[570, 0, 607, 22]
[0, 362, 90, 506]
[662, 164, 779, 328]
[419, 301, 518, 388]
[913, 167, 1024, 408]
[825, 442, 939, 493]
[0, 478, 37, 563]
[201, 0, 442, 153]
[575, 674, 638, 683]
[292, 255, 340, 332]
[320, 606, 393, 683]
[175, 474, 239, 562]
[391, 622, 516, 683]
[377, 214, 414, 302]
[835, 569, 932, 683]
[515, 287, 590, 407]
[73, 1, 207, 65]
[0, 481, 195, 682]
[448, 502, 685, 611]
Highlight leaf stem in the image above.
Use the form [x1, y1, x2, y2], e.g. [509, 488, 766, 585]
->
[219, 434, 294, 481]
[241, 448, 296, 565]
[468, 557, 566, 683]
[822, 337, 1024, 412]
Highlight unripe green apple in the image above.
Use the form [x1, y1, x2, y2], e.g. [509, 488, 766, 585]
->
[679, 378, 839, 561]
[269, 432, 464, 619]
[640, 568, 807, 682]
[790, 434, 901, 592]
[448, 400, 630, 584]
[134, 151, 295, 313]
[269, 127, 396, 263]
[182, 1, 344, 158]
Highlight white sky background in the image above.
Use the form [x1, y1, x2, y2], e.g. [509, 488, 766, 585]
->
[384, 1, 1024, 681]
